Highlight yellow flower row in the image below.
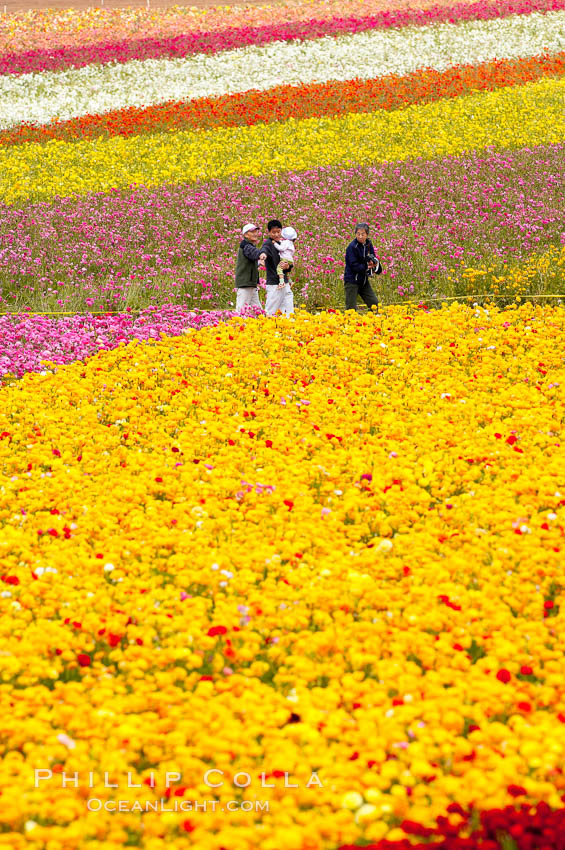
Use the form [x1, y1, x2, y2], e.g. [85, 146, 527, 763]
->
[0, 305, 564, 849]
[458, 243, 565, 296]
[1, 77, 563, 205]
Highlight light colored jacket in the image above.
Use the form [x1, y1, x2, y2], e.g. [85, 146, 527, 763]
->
[274, 239, 296, 263]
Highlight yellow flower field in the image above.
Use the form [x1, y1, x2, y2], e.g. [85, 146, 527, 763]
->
[1, 77, 563, 205]
[460, 244, 565, 297]
[1, 305, 564, 850]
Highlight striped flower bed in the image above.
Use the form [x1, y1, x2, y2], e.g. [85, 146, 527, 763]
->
[2, 78, 564, 205]
[2, 11, 565, 129]
[1, 1, 565, 847]
[0, 0, 552, 55]
[1, 52, 563, 146]
[2, 0, 564, 75]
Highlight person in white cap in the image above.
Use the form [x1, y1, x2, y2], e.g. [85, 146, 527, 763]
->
[234, 224, 267, 313]
[274, 226, 298, 288]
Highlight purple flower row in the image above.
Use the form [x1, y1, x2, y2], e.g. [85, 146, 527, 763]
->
[1, 0, 563, 75]
[0, 305, 260, 379]
[1, 144, 563, 312]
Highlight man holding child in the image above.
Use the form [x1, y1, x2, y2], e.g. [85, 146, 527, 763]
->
[261, 219, 295, 317]
[234, 219, 296, 316]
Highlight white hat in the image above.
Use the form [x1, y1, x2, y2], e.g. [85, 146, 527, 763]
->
[242, 223, 260, 236]
[281, 226, 297, 240]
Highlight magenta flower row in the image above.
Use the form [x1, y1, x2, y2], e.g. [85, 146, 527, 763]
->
[0, 305, 260, 379]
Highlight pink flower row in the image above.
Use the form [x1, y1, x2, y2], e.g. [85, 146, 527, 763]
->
[0, 305, 260, 380]
[2, 0, 563, 75]
[0, 0, 487, 56]
[0, 0, 484, 55]
[2, 145, 562, 311]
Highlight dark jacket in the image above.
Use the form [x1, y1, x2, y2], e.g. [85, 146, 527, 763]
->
[235, 239, 263, 288]
[261, 237, 287, 286]
[344, 238, 382, 286]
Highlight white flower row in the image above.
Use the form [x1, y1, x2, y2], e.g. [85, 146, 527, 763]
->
[0, 11, 564, 129]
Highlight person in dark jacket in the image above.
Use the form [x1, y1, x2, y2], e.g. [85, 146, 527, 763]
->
[235, 223, 267, 313]
[344, 223, 382, 312]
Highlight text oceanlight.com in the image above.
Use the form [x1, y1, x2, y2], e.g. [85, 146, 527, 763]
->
[87, 799, 270, 813]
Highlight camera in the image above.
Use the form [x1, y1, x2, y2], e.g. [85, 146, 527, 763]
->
[366, 253, 382, 277]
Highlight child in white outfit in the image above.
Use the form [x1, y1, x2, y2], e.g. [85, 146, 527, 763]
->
[274, 226, 297, 289]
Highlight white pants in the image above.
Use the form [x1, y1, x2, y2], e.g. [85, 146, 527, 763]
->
[236, 287, 262, 313]
[265, 284, 294, 316]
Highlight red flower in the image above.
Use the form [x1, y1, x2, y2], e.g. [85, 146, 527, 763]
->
[520, 665, 533, 675]
[437, 594, 461, 611]
[400, 820, 438, 838]
[508, 784, 527, 797]
[283, 499, 294, 510]
[207, 626, 227, 637]
[77, 654, 91, 667]
[265, 439, 273, 448]
[446, 802, 465, 815]
[1, 575, 20, 585]
[505, 435, 517, 445]
[517, 701, 532, 712]
[496, 668, 511, 684]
